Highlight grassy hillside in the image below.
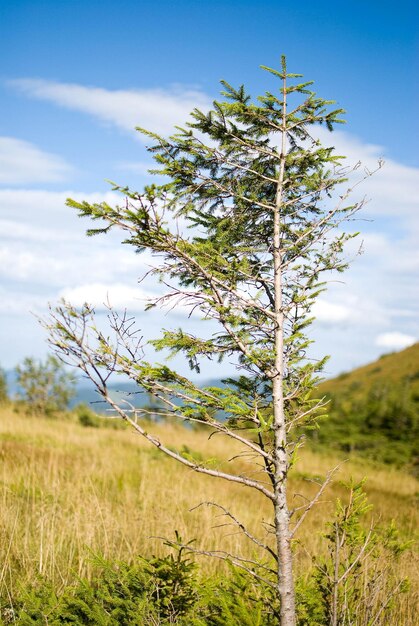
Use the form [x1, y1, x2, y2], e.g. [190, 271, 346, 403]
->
[0, 405, 417, 623]
[310, 343, 419, 469]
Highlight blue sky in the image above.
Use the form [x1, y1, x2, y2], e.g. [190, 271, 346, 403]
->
[0, 0, 418, 378]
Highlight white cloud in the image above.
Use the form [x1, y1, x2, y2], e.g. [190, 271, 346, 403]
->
[9, 79, 211, 139]
[375, 332, 416, 350]
[0, 239, 154, 288]
[0, 285, 48, 315]
[59, 282, 154, 311]
[360, 231, 419, 274]
[0, 218, 76, 243]
[0, 188, 156, 289]
[306, 128, 419, 358]
[312, 299, 351, 324]
[58, 281, 209, 320]
[0, 187, 195, 326]
[116, 161, 157, 175]
[0, 188, 119, 232]
[316, 128, 419, 220]
[0, 137, 72, 185]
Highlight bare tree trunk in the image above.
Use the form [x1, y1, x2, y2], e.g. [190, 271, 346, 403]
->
[272, 72, 297, 626]
[274, 490, 296, 626]
[272, 258, 297, 626]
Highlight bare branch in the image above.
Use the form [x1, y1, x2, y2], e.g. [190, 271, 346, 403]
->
[191, 501, 277, 560]
[290, 465, 341, 538]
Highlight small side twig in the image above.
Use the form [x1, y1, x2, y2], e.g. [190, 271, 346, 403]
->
[290, 464, 341, 538]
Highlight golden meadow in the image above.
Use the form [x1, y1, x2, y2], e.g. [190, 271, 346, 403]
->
[0, 406, 417, 621]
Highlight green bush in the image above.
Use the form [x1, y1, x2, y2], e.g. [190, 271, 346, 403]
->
[1, 546, 279, 625]
[1, 494, 411, 626]
[0, 367, 8, 405]
[74, 404, 128, 430]
[76, 403, 102, 428]
[309, 481, 411, 626]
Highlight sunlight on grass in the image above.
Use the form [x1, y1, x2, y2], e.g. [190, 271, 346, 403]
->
[0, 406, 417, 621]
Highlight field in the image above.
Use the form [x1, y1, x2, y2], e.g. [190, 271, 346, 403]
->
[0, 404, 417, 623]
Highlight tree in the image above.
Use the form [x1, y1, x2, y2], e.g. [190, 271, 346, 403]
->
[45, 57, 375, 626]
[0, 366, 8, 405]
[16, 355, 76, 416]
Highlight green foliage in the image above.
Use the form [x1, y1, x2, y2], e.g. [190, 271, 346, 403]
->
[3, 583, 59, 625]
[76, 403, 102, 428]
[140, 534, 199, 621]
[0, 367, 8, 405]
[15, 355, 76, 417]
[198, 569, 279, 626]
[294, 578, 327, 626]
[2, 542, 279, 626]
[309, 480, 411, 626]
[309, 344, 419, 470]
[74, 403, 128, 430]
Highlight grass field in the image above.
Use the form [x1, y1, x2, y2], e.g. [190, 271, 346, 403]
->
[0, 405, 417, 622]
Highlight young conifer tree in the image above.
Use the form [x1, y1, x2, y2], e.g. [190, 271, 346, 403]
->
[46, 57, 372, 626]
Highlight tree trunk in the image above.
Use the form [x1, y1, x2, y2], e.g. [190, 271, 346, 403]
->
[272, 366, 296, 626]
[272, 73, 297, 625]
[274, 489, 296, 626]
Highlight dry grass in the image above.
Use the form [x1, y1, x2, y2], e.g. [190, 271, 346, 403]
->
[0, 405, 417, 620]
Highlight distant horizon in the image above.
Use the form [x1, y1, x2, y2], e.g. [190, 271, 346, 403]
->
[5, 341, 417, 388]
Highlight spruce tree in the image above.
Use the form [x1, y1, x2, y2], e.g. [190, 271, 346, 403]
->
[46, 57, 373, 626]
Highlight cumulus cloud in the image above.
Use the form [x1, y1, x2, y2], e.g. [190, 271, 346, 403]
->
[0, 137, 72, 185]
[375, 332, 416, 350]
[9, 79, 212, 138]
[0, 218, 77, 243]
[60, 280, 209, 319]
[116, 161, 157, 175]
[8, 78, 419, 222]
[0, 188, 156, 290]
[0, 239, 153, 288]
[308, 128, 419, 355]
[316, 127, 419, 220]
[359, 232, 419, 275]
[59, 282, 154, 311]
[0, 285, 48, 315]
[312, 299, 351, 324]
[0, 188, 120, 232]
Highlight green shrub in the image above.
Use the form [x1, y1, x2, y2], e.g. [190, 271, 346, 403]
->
[74, 404, 128, 430]
[0, 367, 8, 405]
[308, 480, 411, 626]
[76, 403, 102, 428]
[1, 497, 411, 626]
[1, 546, 279, 625]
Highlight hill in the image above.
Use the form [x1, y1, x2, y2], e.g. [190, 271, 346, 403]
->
[309, 343, 419, 469]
